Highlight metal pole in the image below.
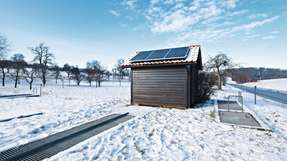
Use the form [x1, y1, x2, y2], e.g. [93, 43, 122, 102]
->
[238, 91, 243, 111]
[40, 84, 42, 96]
[227, 96, 230, 111]
[254, 86, 257, 104]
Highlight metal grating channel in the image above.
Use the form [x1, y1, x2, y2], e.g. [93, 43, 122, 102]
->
[217, 101, 262, 128]
[217, 100, 243, 111]
[0, 113, 134, 161]
[0, 94, 32, 98]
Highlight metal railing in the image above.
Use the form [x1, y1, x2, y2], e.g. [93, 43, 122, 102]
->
[227, 91, 244, 112]
[229, 83, 287, 105]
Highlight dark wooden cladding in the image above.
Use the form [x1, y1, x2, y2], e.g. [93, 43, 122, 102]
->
[126, 46, 202, 109]
[132, 66, 187, 108]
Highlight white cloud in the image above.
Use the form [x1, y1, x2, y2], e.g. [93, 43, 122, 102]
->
[229, 9, 249, 16]
[231, 16, 279, 32]
[147, 0, 227, 33]
[262, 35, 276, 40]
[171, 16, 280, 44]
[270, 30, 279, 34]
[260, 30, 279, 40]
[122, 0, 137, 9]
[151, 10, 194, 32]
[109, 10, 120, 17]
[224, 0, 238, 9]
[120, 23, 127, 28]
[120, 0, 280, 44]
[248, 13, 268, 19]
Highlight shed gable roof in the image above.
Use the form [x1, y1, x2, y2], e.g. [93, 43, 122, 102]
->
[122, 45, 202, 68]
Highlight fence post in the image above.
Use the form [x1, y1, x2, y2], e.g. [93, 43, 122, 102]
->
[238, 91, 243, 110]
[227, 96, 230, 111]
[40, 84, 42, 96]
[254, 86, 257, 104]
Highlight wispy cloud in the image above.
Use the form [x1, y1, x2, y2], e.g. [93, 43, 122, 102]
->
[262, 35, 276, 40]
[171, 16, 280, 44]
[120, 23, 127, 28]
[229, 9, 249, 16]
[122, 0, 137, 9]
[248, 13, 268, 19]
[261, 30, 279, 40]
[146, 0, 228, 33]
[120, 0, 280, 44]
[231, 16, 279, 32]
[109, 10, 120, 17]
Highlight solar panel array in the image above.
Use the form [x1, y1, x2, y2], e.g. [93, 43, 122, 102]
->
[130, 47, 190, 62]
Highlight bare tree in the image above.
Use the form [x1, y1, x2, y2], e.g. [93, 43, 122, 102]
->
[205, 53, 233, 90]
[31, 43, 54, 86]
[24, 64, 38, 90]
[197, 72, 217, 102]
[0, 35, 9, 86]
[52, 65, 61, 84]
[97, 69, 106, 87]
[0, 60, 10, 87]
[63, 64, 72, 86]
[85, 61, 97, 87]
[71, 66, 83, 86]
[114, 59, 129, 86]
[11, 53, 26, 88]
[86, 60, 104, 87]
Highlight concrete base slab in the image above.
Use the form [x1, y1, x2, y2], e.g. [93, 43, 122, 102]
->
[218, 100, 243, 111]
[219, 111, 261, 127]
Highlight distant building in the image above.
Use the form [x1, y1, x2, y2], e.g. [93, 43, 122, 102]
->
[122, 45, 203, 109]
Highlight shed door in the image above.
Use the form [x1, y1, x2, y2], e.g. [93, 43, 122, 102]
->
[132, 67, 187, 108]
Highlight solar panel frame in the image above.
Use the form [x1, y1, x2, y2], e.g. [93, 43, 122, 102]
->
[165, 47, 190, 60]
[130, 51, 152, 62]
[144, 49, 170, 61]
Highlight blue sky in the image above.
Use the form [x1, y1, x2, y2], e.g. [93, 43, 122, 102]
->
[0, 0, 286, 70]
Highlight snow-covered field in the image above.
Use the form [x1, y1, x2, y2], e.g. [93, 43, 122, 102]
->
[244, 78, 287, 91]
[0, 82, 135, 151]
[1, 82, 287, 161]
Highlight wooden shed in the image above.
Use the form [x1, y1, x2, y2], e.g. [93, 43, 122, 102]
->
[122, 45, 202, 109]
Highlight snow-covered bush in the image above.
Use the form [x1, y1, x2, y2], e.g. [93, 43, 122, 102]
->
[197, 72, 217, 103]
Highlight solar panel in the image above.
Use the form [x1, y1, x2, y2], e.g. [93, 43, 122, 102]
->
[145, 49, 170, 60]
[165, 47, 189, 59]
[130, 51, 152, 61]
[130, 46, 190, 62]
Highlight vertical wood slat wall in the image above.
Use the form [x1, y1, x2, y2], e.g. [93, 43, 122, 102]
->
[131, 66, 191, 108]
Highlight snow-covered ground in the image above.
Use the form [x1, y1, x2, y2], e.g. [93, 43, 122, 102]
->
[244, 78, 287, 91]
[216, 85, 287, 140]
[1, 83, 287, 160]
[0, 82, 135, 151]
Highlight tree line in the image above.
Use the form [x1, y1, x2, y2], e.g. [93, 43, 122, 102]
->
[0, 35, 129, 89]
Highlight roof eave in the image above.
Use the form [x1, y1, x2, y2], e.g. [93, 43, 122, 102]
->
[121, 61, 196, 68]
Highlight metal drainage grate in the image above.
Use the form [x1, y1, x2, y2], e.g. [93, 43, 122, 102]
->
[0, 113, 133, 161]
